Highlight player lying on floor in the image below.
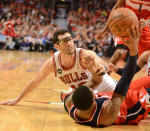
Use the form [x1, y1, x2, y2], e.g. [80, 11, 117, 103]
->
[63, 25, 150, 127]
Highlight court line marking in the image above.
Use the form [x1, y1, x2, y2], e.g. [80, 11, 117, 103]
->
[37, 88, 69, 93]
[24, 100, 63, 105]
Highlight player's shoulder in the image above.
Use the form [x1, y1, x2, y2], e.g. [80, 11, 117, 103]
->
[81, 49, 97, 56]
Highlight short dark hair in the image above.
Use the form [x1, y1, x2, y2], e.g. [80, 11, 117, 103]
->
[72, 85, 93, 110]
[52, 29, 69, 44]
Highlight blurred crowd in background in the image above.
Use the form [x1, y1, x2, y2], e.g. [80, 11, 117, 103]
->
[0, 0, 117, 57]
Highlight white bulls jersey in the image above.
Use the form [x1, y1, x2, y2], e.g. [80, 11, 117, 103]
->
[53, 48, 116, 92]
[147, 55, 150, 76]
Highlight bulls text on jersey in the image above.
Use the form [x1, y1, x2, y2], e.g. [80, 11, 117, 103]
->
[59, 72, 88, 84]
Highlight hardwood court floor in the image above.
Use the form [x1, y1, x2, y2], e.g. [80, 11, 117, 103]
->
[0, 50, 149, 131]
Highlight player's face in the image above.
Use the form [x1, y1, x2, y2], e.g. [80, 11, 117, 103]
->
[58, 33, 75, 55]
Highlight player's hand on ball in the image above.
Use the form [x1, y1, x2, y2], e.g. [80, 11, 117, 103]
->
[122, 25, 139, 55]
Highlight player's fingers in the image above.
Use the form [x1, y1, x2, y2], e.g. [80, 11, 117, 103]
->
[98, 70, 106, 76]
[134, 25, 138, 38]
[136, 25, 140, 38]
[133, 25, 138, 39]
[138, 21, 143, 34]
[131, 25, 136, 39]
[94, 69, 105, 76]
[0, 102, 7, 105]
[139, 18, 145, 24]
[127, 27, 134, 40]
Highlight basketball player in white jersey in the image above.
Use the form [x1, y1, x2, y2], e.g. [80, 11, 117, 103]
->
[0, 29, 117, 105]
[109, 50, 150, 76]
[97, 0, 150, 65]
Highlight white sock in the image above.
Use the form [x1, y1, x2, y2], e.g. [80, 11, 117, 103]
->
[140, 93, 150, 105]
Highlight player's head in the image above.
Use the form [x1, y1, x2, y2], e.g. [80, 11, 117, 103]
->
[72, 85, 94, 110]
[52, 29, 75, 55]
[52, 29, 69, 44]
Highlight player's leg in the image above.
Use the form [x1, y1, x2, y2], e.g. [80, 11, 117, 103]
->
[124, 87, 150, 124]
[129, 76, 150, 91]
[138, 16, 150, 57]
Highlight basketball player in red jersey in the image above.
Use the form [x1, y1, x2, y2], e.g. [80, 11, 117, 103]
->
[0, 29, 117, 105]
[97, 0, 150, 65]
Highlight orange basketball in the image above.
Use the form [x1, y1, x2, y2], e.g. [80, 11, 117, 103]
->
[108, 8, 138, 37]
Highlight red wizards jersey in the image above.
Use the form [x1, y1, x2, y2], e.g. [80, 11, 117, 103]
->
[95, 87, 150, 125]
[124, 0, 150, 20]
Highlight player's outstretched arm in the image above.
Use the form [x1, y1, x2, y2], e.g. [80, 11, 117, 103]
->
[99, 25, 139, 126]
[0, 57, 54, 106]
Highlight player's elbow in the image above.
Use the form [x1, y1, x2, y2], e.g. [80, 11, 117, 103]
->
[100, 113, 118, 127]
[100, 101, 121, 126]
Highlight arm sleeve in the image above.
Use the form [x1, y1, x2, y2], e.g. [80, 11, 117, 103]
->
[114, 54, 137, 96]
[116, 65, 141, 76]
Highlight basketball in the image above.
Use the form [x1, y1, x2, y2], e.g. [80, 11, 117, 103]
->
[108, 8, 138, 37]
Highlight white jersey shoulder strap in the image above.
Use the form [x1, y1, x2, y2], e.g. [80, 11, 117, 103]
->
[53, 51, 61, 76]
